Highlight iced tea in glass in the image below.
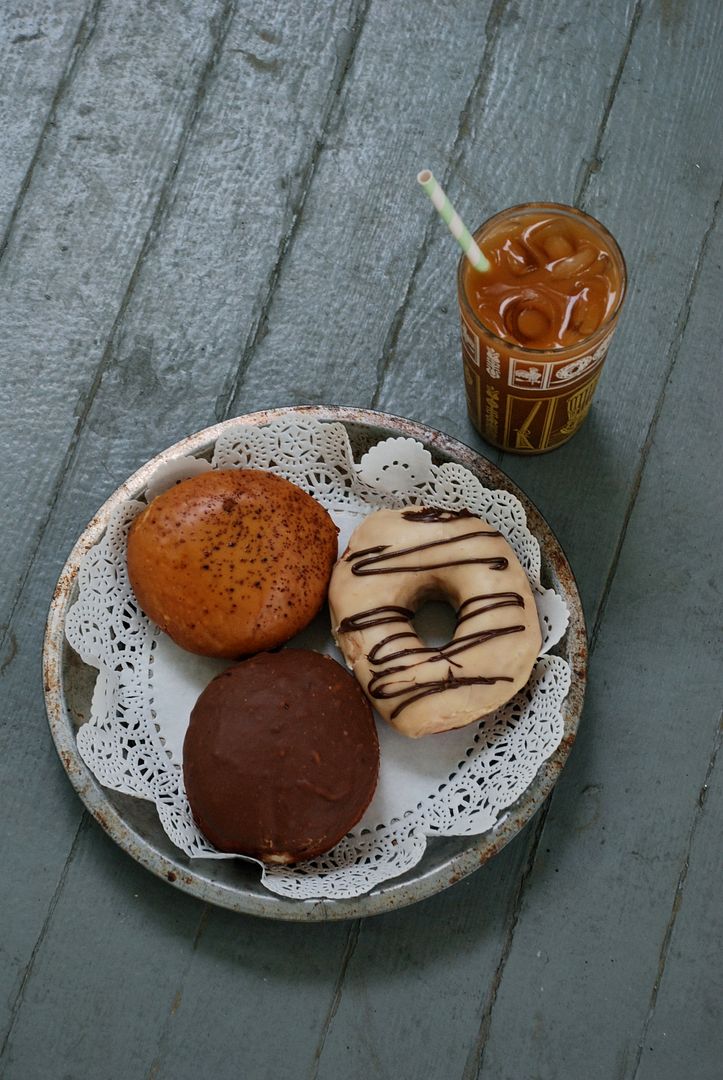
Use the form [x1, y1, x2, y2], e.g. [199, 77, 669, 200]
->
[458, 203, 626, 454]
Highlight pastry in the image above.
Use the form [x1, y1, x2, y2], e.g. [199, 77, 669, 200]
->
[127, 469, 338, 657]
[183, 649, 379, 863]
[328, 506, 541, 737]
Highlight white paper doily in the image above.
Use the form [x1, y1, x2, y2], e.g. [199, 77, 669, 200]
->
[65, 416, 571, 900]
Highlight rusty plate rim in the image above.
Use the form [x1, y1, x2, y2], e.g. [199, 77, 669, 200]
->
[43, 405, 587, 921]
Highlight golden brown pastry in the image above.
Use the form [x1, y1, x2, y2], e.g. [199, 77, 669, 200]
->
[127, 469, 338, 657]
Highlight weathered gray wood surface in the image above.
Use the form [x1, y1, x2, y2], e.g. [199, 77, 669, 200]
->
[1, 0, 721, 1078]
[0, 0, 90, 236]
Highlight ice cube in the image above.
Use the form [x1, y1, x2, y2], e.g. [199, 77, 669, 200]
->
[542, 231, 574, 261]
[571, 290, 606, 336]
[517, 306, 551, 342]
[502, 238, 540, 276]
[549, 244, 598, 279]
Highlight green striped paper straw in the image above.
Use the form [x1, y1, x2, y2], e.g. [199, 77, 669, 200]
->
[417, 169, 490, 272]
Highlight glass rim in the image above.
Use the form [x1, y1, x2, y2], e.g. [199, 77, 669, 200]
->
[457, 201, 628, 358]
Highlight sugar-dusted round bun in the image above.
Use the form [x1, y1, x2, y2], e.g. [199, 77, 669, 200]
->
[127, 469, 338, 658]
[183, 649, 380, 863]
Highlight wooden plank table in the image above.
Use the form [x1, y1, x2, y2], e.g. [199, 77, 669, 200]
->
[1, 1, 721, 1077]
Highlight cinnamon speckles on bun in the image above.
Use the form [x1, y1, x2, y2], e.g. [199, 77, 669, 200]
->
[127, 469, 338, 658]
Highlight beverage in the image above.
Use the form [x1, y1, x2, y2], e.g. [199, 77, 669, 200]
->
[457, 203, 626, 453]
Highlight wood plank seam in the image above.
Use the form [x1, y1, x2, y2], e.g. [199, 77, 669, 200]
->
[304, 6, 519, 1055]
[214, 0, 371, 422]
[369, 0, 645, 414]
[0, 5, 240, 1052]
[289, 4, 655, 1056]
[370, 0, 510, 411]
[460, 177, 723, 1080]
[628, 716, 723, 1079]
[588, 178, 723, 655]
[308, 920, 363, 1080]
[0, 0, 239, 667]
[0, 0, 101, 266]
[363, 12, 650, 1057]
[0, 4, 371, 1059]
[0, 4, 713, 1071]
[144, 906, 210, 1080]
[461, 177, 723, 1078]
[0, 814, 89, 1066]
[574, 0, 644, 207]
[460, 804, 550, 1080]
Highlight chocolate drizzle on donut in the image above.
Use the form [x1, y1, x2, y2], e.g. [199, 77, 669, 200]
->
[337, 603, 525, 719]
[347, 530, 507, 576]
[334, 511, 534, 722]
[456, 592, 525, 626]
[401, 507, 476, 523]
[337, 605, 414, 633]
[384, 671, 514, 721]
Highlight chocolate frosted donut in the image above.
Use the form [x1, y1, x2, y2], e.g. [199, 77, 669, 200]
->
[183, 650, 380, 863]
[127, 469, 338, 658]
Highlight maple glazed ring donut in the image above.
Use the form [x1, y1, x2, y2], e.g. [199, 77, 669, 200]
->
[328, 507, 542, 738]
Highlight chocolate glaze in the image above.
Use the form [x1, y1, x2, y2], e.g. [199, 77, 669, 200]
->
[456, 591, 524, 626]
[401, 507, 476, 522]
[336, 603, 525, 719]
[369, 623, 526, 667]
[384, 671, 513, 721]
[337, 605, 414, 633]
[347, 530, 507, 575]
[183, 650, 379, 863]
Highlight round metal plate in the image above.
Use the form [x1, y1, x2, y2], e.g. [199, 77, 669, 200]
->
[43, 406, 587, 921]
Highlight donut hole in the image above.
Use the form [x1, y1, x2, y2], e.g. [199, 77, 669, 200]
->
[411, 598, 458, 649]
